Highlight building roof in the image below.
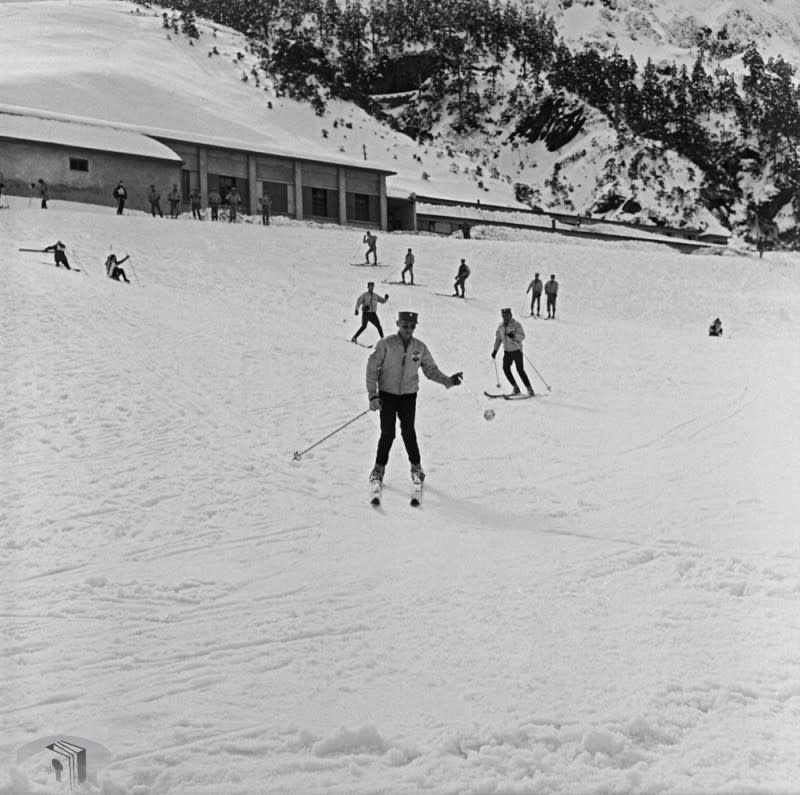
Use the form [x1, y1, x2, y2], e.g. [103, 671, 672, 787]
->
[0, 104, 395, 175]
[0, 110, 183, 162]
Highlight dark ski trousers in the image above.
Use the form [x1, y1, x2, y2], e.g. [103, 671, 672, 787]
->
[530, 293, 541, 315]
[547, 295, 557, 317]
[376, 392, 420, 467]
[353, 311, 383, 340]
[54, 251, 71, 269]
[116, 198, 125, 215]
[150, 201, 163, 218]
[503, 350, 532, 392]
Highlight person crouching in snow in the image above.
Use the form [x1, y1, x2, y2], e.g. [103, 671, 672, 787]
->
[105, 253, 131, 283]
[709, 318, 723, 337]
[43, 240, 71, 269]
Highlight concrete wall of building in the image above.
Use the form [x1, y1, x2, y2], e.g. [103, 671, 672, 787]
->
[0, 139, 180, 211]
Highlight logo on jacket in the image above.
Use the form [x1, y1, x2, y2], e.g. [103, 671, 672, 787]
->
[411, 349, 421, 363]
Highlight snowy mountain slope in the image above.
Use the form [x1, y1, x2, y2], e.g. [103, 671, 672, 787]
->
[1, 196, 800, 793]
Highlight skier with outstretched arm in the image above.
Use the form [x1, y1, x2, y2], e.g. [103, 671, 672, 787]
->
[351, 281, 389, 344]
[491, 308, 534, 396]
[365, 310, 463, 504]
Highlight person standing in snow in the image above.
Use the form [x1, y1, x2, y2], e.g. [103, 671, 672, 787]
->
[105, 252, 131, 283]
[708, 318, 723, 337]
[43, 240, 71, 269]
[259, 193, 272, 225]
[545, 274, 559, 318]
[526, 272, 543, 317]
[401, 248, 415, 284]
[147, 184, 164, 218]
[0, 171, 5, 204]
[453, 258, 470, 297]
[365, 310, 462, 484]
[189, 187, 203, 220]
[491, 308, 534, 396]
[208, 188, 221, 221]
[37, 178, 49, 209]
[113, 181, 127, 215]
[226, 187, 241, 222]
[352, 281, 389, 343]
[363, 230, 378, 265]
[168, 184, 182, 218]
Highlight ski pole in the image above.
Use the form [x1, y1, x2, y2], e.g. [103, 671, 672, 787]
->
[18, 248, 45, 252]
[524, 353, 551, 391]
[127, 255, 143, 288]
[493, 357, 501, 388]
[293, 409, 370, 461]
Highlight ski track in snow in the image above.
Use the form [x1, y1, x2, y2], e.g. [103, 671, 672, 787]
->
[2, 198, 800, 794]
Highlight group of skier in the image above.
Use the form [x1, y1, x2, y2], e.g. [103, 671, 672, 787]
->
[348, 243, 553, 502]
[37, 240, 132, 283]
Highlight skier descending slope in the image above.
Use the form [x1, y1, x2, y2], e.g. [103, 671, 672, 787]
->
[491, 307, 534, 397]
[365, 311, 463, 505]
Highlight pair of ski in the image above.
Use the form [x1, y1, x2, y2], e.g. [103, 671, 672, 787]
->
[484, 391, 534, 400]
[370, 475, 423, 507]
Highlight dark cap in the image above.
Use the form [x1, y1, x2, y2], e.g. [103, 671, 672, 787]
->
[501, 307, 512, 314]
[398, 311, 418, 324]
[367, 281, 374, 287]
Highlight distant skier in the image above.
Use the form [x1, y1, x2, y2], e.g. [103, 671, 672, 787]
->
[363, 231, 378, 265]
[0, 170, 4, 203]
[37, 178, 49, 209]
[365, 310, 463, 486]
[352, 281, 389, 343]
[259, 193, 272, 225]
[226, 187, 241, 222]
[545, 273, 559, 318]
[208, 189, 221, 221]
[43, 240, 71, 269]
[113, 181, 127, 215]
[708, 318, 723, 337]
[453, 258, 470, 297]
[491, 308, 534, 396]
[168, 184, 181, 218]
[189, 187, 203, 220]
[147, 184, 164, 217]
[105, 252, 131, 283]
[401, 248, 415, 284]
[526, 272, 543, 316]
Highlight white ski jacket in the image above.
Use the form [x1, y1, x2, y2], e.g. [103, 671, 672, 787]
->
[366, 334, 452, 397]
[493, 319, 525, 353]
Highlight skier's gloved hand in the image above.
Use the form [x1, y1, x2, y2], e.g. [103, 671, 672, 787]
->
[355, 310, 359, 315]
[450, 372, 463, 386]
[384, 294, 389, 300]
[369, 395, 382, 411]
[507, 331, 515, 339]
[491, 351, 497, 359]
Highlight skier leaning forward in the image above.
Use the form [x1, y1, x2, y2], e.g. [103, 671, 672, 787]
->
[491, 307, 534, 396]
[366, 310, 463, 484]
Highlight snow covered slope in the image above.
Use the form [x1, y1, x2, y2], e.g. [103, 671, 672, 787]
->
[2, 196, 799, 793]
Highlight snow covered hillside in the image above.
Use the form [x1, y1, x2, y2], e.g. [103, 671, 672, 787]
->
[2, 197, 800, 793]
[0, 0, 526, 210]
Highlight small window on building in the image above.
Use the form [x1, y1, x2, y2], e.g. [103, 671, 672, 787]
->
[311, 188, 328, 217]
[353, 193, 370, 222]
[69, 157, 89, 172]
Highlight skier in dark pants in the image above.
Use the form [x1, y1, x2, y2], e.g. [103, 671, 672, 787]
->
[208, 189, 221, 221]
[105, 253, 131, 283]
[43, 241, 71, 269]
[113, 181, 127, 215]
[363, 231, 378, 264]
[259, 193, 272, 225]
[526, 272, 543, 316]
[352, 281, 389, 343]
[147, 185, 164, 217]
[491, 308, 534, 396]
[453, 259, 470, 297]
[37, 179, 49, 209]
[365, 310, 462, 484]
[168, 185, 181, 218]
[545, 274, 559, 318]
[189, 187, 203, 220]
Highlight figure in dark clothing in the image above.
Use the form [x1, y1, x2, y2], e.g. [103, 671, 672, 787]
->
[43, 241, 71, 269]
[259, 193, 271, 225]
[189, 187, 203, 220]
[363, 231, 378, 264]
[113, 181, 127, 215]
[168, 185, 181, 218]
[105, 253, 131, 283]
[147, 185, 164, 217]
[208, 189, 221, 221]
[708, 318, 723, 337]
[453, 259, 470, 297]
[38, 178, 49, 209]
[226, 187, 241, 222]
